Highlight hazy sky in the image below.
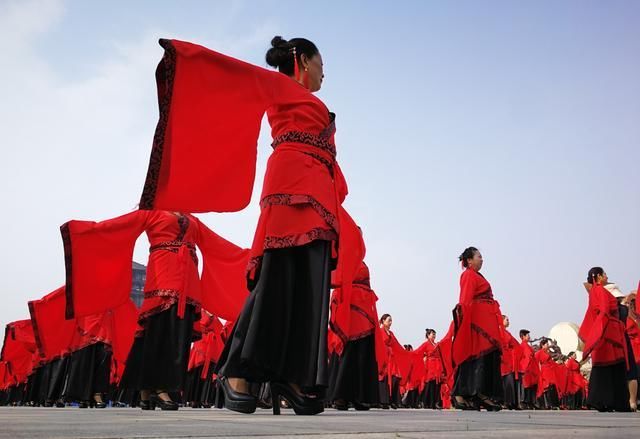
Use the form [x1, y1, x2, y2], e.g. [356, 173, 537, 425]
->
[1, 0, 638, 347]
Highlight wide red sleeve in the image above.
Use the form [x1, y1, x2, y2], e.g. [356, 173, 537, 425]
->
[139, 39, 280, 213]
[61, 210, 150, 319]
[195, 218, 250, 322]
[578, 286, 609, 359]
[28, 287, 77, 361]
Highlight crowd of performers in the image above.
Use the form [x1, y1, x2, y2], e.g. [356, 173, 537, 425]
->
[1, 36, 639, 415]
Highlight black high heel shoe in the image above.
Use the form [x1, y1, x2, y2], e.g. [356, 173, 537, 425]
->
[476, 396, 502, 412]
[270, 382, 324, 416]
[352, 401, 370, 411]
[93, 394, 107, 409]
[218, 377, 257, 414]
[152, 393, 179, 411]
[139, 399, 155, 411]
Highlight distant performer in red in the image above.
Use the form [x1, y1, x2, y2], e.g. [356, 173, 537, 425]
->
[534, 338, 560, 409]
[451, 247, 503, 411]
[579, 267, 630, 412]
[518, 329, 539, 409]
[563, 352, 586, 409]
[500, 315, 522, 410]
[377, 314, 405, 410]
[327, 261, 380, 411]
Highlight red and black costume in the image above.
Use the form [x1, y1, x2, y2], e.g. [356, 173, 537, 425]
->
[563, 357, 586, 409]
[184, 313, 226, 407]
[62, 209, 249, 393]
[135, 39, 365, 392]
[500, 328, 522, 409]
[519, 339, 540, 408]
[327, 262, 380, 407]
[377, 327, 409, 408]
[534, 348, 560, 409]
[579, 283, 629, 411]
[414, 339, 445, 409]
[451, 268, 503, 401]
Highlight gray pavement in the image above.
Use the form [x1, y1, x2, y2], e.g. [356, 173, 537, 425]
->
[0, 407, 639, 438]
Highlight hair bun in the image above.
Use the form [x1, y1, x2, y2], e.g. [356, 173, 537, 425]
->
[266, 35, 291, 68]
[271, 35, 289, 48]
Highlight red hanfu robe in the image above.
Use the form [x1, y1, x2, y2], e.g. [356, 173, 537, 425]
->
[137, 39, 365, 341]
[535, 349, 558, 396]
[415, 339, 445, 385]
[452, 269, 503, 366]
[377, 328, 410, 390]
[75, 301, 139, 384]
[565, 358, 584, 395]
[62, 210, 250, 325]
[329, 262, 379, 355]
[500, 329, 523, 378]
[187, 313, 225, 379]
[578, 284, 626, 367]
[1, 320, 37, 385]
[520, 340, 539, 389]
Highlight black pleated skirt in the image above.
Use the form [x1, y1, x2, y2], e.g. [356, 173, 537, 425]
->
[217, 240, 332, 393]
[542, 384, 559, 409]
[25, 366, 46, 404]
[65, 342, 112, 402]
[422, 380, 442, 409]
[378, 376, 401, 406]
[47, 357, 70, 402]
[7, 384, 26, 405]
[587, 362, 630, 411]
[502, 372, 518, 408]
[327, 334, 379, 404]
[452, 349, 503, 401]
[183, 362, 216, 405]
[120, 303, 196, 392]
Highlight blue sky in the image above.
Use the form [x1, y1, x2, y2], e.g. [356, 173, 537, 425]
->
[1, 0, 638, 347]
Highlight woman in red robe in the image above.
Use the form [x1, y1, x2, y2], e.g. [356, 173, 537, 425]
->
[451, 247, 503, 411]
[564, 352, 585, 409]
[62, 209, 249, 410]
[500, 315, 522, 410]
[604, 283, 638, 411]
[518, 329, 539, 409]
[377, 314, 406, 409]
[184, 313, 225, 408]
[534, 338, 560, 409]
[415, 329, 444, 409]
[579, 267, 630, 412]
[135, 35, 365, 415]
[327, 261, 379, 411]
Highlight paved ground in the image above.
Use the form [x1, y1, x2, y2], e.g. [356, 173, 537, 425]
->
[1, 407, 639, 438]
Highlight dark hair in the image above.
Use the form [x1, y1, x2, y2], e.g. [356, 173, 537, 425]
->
[519, 329, 530, 338]
[380, 313, 391, 325]
[568, 351, 575, 357]
[425, 328, 436, 338]
[266, 36, 319, 76]
[587, 267, 604, 284]
[459, 247, 480, 268]
[540, 338, 549, 347]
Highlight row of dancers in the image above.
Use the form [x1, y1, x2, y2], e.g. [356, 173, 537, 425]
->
[2, 35, 638, 415]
